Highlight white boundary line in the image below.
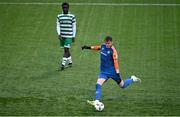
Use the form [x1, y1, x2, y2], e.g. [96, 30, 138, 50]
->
[0, 2, 180, 6]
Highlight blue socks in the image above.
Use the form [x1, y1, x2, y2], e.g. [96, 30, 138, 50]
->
[95, 79, 133, 100]
[122, 78, 133, 88]
[95, 83, 102, 100]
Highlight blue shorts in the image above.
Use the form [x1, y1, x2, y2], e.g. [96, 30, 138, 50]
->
[98, 72, 122, 84]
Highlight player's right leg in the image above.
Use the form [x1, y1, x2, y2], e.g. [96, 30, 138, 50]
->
[87, 78, 106, 106]
[64, 38, 73, 67]
[95, 78, 106, 101]
[87, 73, 108, 106]
[60, 38, 66, 70]
[61, 47, 69, 70]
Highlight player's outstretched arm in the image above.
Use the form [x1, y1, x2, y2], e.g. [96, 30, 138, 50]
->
[82, 45, 91, 50]
[82, 45, 101, 50]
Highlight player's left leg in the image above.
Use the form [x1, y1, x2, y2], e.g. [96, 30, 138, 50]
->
[120, 75, 141, 88]
[112, 75, 141, 89]
[119, 79, 133, 89]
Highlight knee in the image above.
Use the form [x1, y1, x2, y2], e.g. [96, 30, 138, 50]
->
[96, 79, 105, 86]
[118, 80, 124, 89]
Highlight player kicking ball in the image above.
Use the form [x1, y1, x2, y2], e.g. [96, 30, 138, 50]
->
[82, 36, 141, 109]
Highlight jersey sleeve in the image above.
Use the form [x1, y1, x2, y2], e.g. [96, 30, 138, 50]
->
[72, 15, 76, 23]
[56, 16, 60, 35]
[72, 15, 76, 37]
[90, 45, 101, 50]
[112, 46, 120, 73]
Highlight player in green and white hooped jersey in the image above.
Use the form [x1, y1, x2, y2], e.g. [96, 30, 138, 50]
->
[56, 2, 76, 70]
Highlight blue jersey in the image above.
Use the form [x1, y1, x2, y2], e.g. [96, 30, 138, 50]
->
[91, 44, 119, 76]
[100, 44, 116, 75]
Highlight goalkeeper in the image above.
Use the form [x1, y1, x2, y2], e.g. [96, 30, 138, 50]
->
[82, 36, 141, 105]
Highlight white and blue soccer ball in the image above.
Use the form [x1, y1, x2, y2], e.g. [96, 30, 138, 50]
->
[94, 101, 104, 111]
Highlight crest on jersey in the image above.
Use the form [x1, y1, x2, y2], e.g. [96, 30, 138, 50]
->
[107, 51, 110, 54]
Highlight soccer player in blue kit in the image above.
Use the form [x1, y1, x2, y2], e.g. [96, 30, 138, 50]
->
[82, 36, 141, 105]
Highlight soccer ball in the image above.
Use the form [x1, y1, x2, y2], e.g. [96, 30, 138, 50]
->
[94, 101, 104, 111]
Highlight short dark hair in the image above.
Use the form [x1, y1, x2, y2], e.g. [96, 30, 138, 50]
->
[105, 36, 112, 42]
[62, 2, 69, 8]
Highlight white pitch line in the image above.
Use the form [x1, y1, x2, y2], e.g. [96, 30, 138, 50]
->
[0, 2, 180, 6]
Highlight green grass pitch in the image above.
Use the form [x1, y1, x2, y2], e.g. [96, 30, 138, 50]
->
[0, 0, 180, 116]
